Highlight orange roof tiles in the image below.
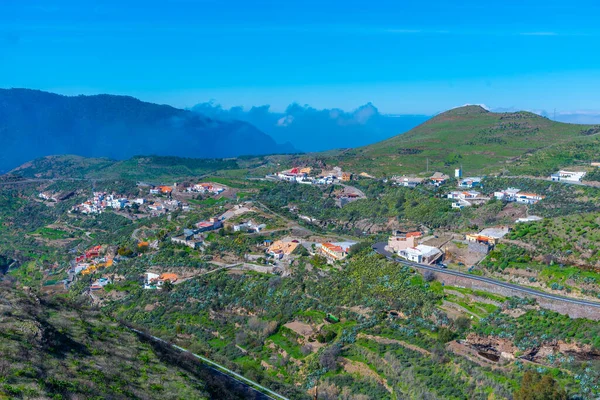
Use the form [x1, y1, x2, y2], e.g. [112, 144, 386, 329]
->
[406, 231, 422, 238]
[322, 243, 343, 252]
[159, 273, 178, 282]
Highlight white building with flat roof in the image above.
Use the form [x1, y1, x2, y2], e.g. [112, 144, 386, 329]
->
[550, 170, 586, 183]
[399, 245, 442, 265]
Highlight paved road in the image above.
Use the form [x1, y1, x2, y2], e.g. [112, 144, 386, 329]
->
[127, 327, 289, 400]
[500, 175, 600, 188]
[373, 242, 600, 309]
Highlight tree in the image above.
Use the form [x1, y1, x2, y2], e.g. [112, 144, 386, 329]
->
[514, 371, 567, 400]
[423, 270, 436, 282]
[319, 344, 341, 371]
[437, 327, 456, 343]
[117, 247, 134, 257]
[453, 316, 471, 332]
[162, 280, 174, 292]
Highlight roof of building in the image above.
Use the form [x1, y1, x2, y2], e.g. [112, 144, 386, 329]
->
[430, 172, 450, 180]
[478, 227, 510, 239]
[268, 240, 299, 255]
[406, 231, 422, 238]
[322, 242, 344, 252]
[159, 273, 178, 282]
[406, 245, 441, 257]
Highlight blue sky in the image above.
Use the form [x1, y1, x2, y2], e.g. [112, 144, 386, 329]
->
[2, 0, 600, 114]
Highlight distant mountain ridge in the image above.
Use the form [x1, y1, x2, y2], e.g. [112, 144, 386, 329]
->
[0, 89, 295, 173]
[192, 101, 429, 152]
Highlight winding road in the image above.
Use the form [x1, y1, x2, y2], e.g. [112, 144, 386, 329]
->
[373, 242, 600, 309]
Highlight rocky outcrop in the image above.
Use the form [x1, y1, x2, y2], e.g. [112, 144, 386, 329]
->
[464, 334, 600, 364]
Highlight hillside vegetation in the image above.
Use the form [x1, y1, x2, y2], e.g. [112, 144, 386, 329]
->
[323, 105, 599, 176]
[0, 282, 216, 399]
[9, 155, 245, 181]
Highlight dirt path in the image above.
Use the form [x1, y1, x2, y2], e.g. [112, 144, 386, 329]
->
[358, 333, 431, 356]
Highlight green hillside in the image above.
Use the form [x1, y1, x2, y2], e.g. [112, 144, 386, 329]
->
[9, 155, 245, 181]
[0, 282, 213, 399]
[7, 106, 600, 181]
[323, 105, 599, 176]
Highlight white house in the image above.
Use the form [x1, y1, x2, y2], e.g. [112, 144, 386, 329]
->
[144, 272, 160, 289]
[516, 215, 543, 223]
[458, 177, 482, 188]
[550, 170, 586, 183]
[494, 187, 521, 201]
[392, 176, 424, 188]
[233, 220, 267, 233]
[515, 193, 544, 204]
[447, 191, 480, 200]
[398, 245, 442, 264]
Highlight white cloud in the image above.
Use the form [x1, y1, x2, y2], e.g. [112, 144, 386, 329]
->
[276, 115, 294, 127]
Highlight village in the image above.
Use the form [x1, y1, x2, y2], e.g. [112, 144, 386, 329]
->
[38, 162, 598, 308]
[46, 181, 230, 218]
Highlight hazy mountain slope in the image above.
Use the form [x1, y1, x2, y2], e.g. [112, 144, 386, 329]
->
[324, 105, 598, 176]
[193, 102, 429, 152]
[8, 154, 246, 181]
[0, 89, 295, 173]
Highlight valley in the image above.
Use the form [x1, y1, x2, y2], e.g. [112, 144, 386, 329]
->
[1, 106, 600, 399]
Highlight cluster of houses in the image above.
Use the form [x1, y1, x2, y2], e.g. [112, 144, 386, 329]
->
[71, 191, 189, 216]
[147, 198, 189, 214]
[550, 170, 586, 183]
[73, 245, 114, 275]
[494, 188, 544, 205]
[390, 172, 451, 188]
[170, 217, 223, 249]
[264, 238, 357, 263]
[71, 192, 133, 214]
[386, 231, 443, 264]
[269, 166, 353, 185]
[186, 182, 225, 195]
[144, 272, 179, 289]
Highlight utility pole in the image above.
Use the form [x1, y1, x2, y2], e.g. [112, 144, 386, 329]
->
[426, 158, 429, 173]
